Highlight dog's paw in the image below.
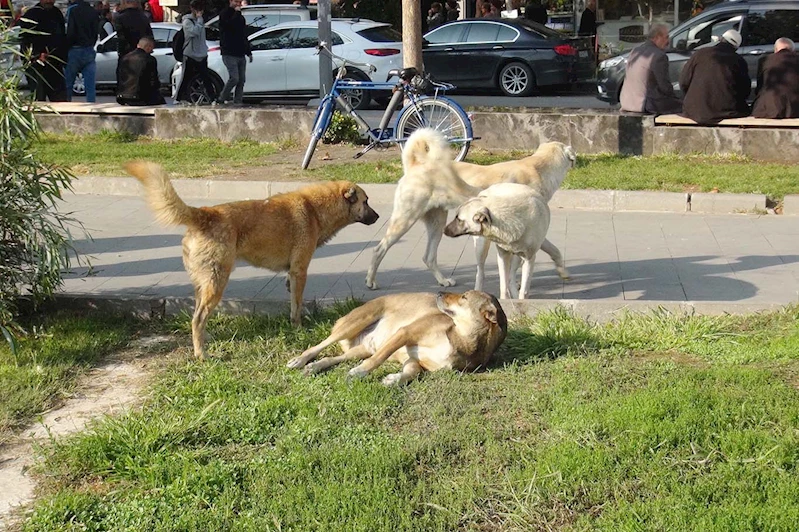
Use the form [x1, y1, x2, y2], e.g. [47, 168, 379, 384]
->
[365, 277, 379, 290]
[381, 373, 404, 386]
[347, 367, 369, 380]
[303, 361, 326, 375]
[439, 277, 457, 287]
[558, 269, 571, 281]
[286, 354, 309, 369]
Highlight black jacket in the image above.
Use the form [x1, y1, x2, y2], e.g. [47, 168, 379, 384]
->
[218, 6, 250, 57]
[114, 6, 153, 57]
[19, 3, 66, 60]
[679, 42, 751, 124]
[578, 7, 596, 36]
[117, 48, 164, 104]
[66, 0, 100, 48]
[753, 50, 799, 119]
[524, 0, 547, 25]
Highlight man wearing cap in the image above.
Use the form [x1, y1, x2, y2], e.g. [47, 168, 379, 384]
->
[752, 38, 799, 119]
[679, 29, 751, 124]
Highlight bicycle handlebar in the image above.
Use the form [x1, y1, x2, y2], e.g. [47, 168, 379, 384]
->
[316, 43, 377, 74]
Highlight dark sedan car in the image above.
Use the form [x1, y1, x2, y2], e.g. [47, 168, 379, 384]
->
[422, 18, 595, 97]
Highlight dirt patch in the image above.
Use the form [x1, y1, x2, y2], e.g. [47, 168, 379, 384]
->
[217, 143, 403, 182]
[0, 336, 172, 530]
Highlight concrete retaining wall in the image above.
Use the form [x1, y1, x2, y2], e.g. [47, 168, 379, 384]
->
[35, 107, 799, 163]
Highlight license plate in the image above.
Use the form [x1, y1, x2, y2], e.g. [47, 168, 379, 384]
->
[579, 50, 589, 58]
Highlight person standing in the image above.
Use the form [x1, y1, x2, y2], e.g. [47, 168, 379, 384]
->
[64, 0, 100, 102]
[620, 24, 682, 115]
[445, 0, 459, 21]
[752, 38, 799, 119]
[427, 2, 445, 31]
[176, 0, 216, 103]
[114, 0, 152, 58]
[679, 29, 751, 124]
[98, 7, 114, 39]
[578, 0, 597, 52]
[524, 0, 548, 25]
[217, 0, 251, 105]
[117, 36, 165, 105]
[19, 0, 67, 101]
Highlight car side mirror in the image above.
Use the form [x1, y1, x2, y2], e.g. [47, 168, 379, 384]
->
[96, 43, 105, 53]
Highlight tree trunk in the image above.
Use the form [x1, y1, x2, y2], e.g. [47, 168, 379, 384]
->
[402, 0, 423, 70]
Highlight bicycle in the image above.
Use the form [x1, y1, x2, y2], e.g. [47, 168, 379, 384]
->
[302, 44, 475, 170]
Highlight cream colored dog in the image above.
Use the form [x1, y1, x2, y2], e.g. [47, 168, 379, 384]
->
[445, 183, 551, 299]
[287, 291, 507, 386]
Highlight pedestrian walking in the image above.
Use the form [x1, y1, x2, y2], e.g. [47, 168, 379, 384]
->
[19, 0, 67, 101]
[216, 0, 251, 104]
[176, 0, 217, 104]
[64, 0, 100, 102]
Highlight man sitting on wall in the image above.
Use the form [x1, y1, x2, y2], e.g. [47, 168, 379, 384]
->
[116, 37, 165, 105]
[753, 38, 799, 119]
[679, 29, 750, 124]
[620, 23, 682, 115]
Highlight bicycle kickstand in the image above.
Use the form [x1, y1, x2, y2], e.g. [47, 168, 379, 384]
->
[353, 142, 377, 159]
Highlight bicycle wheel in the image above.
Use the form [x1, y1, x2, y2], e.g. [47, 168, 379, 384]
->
[395, 97, 471, 162]
[302, 97, 335, 170]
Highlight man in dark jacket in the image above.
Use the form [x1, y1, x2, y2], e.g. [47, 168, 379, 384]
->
[679, 29, 751, 124]
[620, 24, 681, 115]
[64, 0, 100, 102]
[753, 38, 799, 119]
[115, 0, 153, 58]
[524, 0, 547, 25]
[217, 0, 252, 104]
[19, 0, 67, 101]
[116, 37, 165, 105]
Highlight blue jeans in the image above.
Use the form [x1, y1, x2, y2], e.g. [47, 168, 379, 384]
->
[65, 46, 97, 102]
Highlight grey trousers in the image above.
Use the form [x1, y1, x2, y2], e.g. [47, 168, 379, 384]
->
[220, 55, 247, 103]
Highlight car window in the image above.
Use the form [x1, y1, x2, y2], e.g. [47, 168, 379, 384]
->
[152, 28, 171, 49]
[250, 28, 293, 51]
[358, 26, 403, 43]
[464, 22, 501, 43]
[103, 35, 118, 52]
[670, 12, 743, 51]
[246, 12, 281, 29]
[291, 28, 343, 49]
[744, 9, 799, 46]
[516, 19, 562, 39]
[279, 13, 302, 23]
[425, 23, 463, 44]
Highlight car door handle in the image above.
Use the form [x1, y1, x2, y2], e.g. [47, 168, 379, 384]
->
[271, 57, 284, 61]
[747, 49, 767, 55]
[166, 52, 173, 56]
[444, 47, 454, 51]
[493, 45, 504, 49]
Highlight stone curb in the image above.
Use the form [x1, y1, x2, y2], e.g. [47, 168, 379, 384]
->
[782, 195, 799, 216]
[47, 294, 789, 323]
[69, 176, 769, 215]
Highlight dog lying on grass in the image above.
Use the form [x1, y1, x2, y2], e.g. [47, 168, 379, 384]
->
[445, 183, 551, 299]
[127, 161, 379, 359]
[287, 291, 507, 385]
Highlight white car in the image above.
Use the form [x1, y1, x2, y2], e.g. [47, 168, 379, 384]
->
[173, 19, 404, 109]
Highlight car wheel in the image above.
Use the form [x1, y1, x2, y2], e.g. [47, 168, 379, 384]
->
[72, 73, 86, 96]
[185, 74, 222, 105]
[498, 62, 535, 97]
[339, 69, 370, 110]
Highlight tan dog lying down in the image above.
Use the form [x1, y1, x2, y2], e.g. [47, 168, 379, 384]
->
[127, 162, 379, 359]
[287, 291, 507, 385]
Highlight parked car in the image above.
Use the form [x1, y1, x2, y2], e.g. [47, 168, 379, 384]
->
[204, 4, 317, 41]
[421, 18, 595, 97]
[72, 22, 186, 96]
[173, 19, 402, 109]
[596, 0, 799, 104]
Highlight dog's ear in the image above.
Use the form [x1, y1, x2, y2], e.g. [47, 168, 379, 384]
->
[343, 186, 358, 204]
[473, 207, 491, 226]
[482, 305, 499, 324]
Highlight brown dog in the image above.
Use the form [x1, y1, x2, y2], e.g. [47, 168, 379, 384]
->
[126, 162, 379, 359]
[287, 291, 507, 385]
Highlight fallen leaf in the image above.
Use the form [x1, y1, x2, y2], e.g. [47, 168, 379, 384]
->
[322, 152, 332, 161]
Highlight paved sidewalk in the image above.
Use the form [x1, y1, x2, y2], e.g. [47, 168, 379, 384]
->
[57, 193, 799, 314]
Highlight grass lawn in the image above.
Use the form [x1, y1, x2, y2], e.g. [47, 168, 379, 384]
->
[0, 313, 138, 445]
[34, 133, 799, 199]
[14, 305, 799, 531]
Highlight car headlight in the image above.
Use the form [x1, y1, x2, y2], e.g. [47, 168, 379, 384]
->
[599, 55, 626, 69]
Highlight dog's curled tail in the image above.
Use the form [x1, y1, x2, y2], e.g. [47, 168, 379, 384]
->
[402, 127, 451, 170]
[126, 161, 202, 227]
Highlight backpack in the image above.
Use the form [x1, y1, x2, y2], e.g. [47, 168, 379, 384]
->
[172, 28, 186, 62]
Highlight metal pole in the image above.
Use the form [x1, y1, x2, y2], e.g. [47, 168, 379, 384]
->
[674, 0, 679, 26]
[318, 0, 333, 97]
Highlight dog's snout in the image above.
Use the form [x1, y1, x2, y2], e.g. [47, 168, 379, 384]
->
[362, 206, 380, 225]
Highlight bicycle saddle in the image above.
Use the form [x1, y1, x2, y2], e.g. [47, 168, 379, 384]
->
[387, 67, 419, 81]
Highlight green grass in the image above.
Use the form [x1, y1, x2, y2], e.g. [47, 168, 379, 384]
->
[34, 131, 281, 178]
[19, 305, 799, 531]
[33, 133, 799, 199]
[0, 312, 139, 444]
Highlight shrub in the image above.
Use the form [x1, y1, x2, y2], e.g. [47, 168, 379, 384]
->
[323, 111, 361, 144]
[0, 23, 84, 357]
